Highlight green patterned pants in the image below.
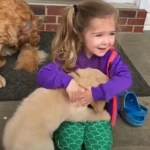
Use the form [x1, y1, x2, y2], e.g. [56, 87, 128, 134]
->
[53, 121, 113, 150]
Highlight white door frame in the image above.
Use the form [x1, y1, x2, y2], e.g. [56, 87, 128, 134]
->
[104, 0, 139, 4]
[136, 0, 149, 10]
[140, 0, 150, 31]
[136, 0, 150, 31]
[104, 0, 148, 9]
[105, 0, 136, 3]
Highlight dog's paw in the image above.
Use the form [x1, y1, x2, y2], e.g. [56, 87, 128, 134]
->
[0, 75, 6, 88]
[2, 47, 17, 56]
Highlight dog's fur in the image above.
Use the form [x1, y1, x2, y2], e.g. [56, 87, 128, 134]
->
[0, 0, 47, 88]
[3, 68, 109, 150]
[0, 75, 6, 88]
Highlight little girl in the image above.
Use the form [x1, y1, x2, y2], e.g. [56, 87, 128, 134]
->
[37, 1, 132, 149]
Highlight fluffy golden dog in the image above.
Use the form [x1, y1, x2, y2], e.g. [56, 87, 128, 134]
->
[3, 68, 109, 150]
[0, 0, 47, 88]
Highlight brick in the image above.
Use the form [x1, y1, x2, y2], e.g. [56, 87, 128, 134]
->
[127, 19, 145, 25]
[46, 24, 58, 31]
[44, 16, 56, 23]
[119, 10, 137, 18]
[119, 26, 133, 32]
[117, 18, 127, 25]
[30, 5, 45, 15]
[137, 10, 147, 18]
[133, 26, 144, 32]
[47, 6, 65, 15]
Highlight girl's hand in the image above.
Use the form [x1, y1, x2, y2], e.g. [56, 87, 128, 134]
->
[66, 79, 85, 102]
[75, 87, 94, 107]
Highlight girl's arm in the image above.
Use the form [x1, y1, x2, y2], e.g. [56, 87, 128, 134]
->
[37, 62, 72, 89]
[92, 55, 132, 101]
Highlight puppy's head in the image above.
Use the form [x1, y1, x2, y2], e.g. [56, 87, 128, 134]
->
[69, 68, 108, 89]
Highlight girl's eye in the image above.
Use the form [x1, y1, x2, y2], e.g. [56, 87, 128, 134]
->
[110, 32, 116, 36]
[96, 34, 102, 37]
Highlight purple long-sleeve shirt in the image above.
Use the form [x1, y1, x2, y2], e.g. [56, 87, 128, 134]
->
[37, 49, 132, 116]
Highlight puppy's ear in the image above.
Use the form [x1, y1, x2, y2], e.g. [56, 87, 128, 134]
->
[75, 68, 89, 78]
[69, 72, 80, 81]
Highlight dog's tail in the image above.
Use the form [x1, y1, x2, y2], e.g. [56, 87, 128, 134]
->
[37, 48, 48, 64]
[15, 44, 48, 72]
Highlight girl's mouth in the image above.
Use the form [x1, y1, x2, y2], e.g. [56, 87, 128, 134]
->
[98, 48, 106, 51]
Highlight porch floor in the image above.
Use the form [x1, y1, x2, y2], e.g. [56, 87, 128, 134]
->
[0, 32, 150, 150]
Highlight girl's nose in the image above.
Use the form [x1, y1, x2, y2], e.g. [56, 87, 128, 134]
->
[101, 36, 109, 45]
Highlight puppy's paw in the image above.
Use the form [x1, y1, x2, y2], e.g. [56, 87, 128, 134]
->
[91, 101, 105, 113]
[102, 110, 111, 121]
[0, 75, 6, 88]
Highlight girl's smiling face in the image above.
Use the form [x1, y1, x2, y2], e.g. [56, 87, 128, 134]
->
[82, 16, 116, 58]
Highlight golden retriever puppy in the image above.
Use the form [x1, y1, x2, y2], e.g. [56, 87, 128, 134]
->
[0, 0, 47, 87]
[3, 68, 109, 150]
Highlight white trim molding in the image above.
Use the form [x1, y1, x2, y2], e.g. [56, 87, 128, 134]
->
[144, 13, 150, 31]
[104, 0, 135, 3]
[140, 0, 150, 31]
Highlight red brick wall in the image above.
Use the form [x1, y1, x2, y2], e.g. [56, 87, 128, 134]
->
[30, 5, 147, 33]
